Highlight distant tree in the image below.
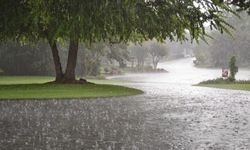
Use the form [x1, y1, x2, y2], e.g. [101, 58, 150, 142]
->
[193, 11, 250, 68]
[0, 0, 235, 83]
[80, 43, 106, 76]
[106, 43, 129, 68]
[147, 42, 168, 70]
[130, 44, 148, 70]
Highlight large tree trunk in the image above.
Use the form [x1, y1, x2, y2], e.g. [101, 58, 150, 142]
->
[47, 32, 87, 84]
[49, 41, 64, 82]
[64, 38, 79, 82]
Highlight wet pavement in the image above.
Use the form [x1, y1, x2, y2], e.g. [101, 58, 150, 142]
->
[1, 58, 250, 150]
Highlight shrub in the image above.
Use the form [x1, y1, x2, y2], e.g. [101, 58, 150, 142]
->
[229, 56, 238, 81]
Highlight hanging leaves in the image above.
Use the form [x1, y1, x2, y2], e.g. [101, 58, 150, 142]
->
[0, 0, 236, 44]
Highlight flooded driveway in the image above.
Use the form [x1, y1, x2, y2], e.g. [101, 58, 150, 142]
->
[1, 58, 250, 150]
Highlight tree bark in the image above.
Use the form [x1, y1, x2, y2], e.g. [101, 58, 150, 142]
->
[64, 38, 79, 82]
[49, 41, 64, 82]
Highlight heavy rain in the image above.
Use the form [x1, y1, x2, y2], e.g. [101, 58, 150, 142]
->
[1, 0, 250, 150]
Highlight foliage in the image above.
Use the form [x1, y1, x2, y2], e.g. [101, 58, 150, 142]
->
[78, 42, 130, 76]
[129, 44, 148, 70]
[0, 0, 237, 82]
[0, 41, 137, 76]
[0, 42, 54, 75]
[229, 56, 238, 81]
[78, 43, 106, 76]
[230, 0, 250, 14]
[124, 65, 167, 73]
[199, 78, 250, 84]
[199, 78, 232, 84]
[128, 40, 168, 71]
[0, 0, 234, 43]
[147, 41, 168, 69]
[193, 12, 250, 68]
[0, 69, 4, 75]
[106, 43, 129, 68]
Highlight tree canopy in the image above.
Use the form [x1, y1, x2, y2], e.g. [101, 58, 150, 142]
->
[0, 0, 236, 83]
[1, 0, 235, 42]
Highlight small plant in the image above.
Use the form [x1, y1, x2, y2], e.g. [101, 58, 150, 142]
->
[229, 56, 238, 81]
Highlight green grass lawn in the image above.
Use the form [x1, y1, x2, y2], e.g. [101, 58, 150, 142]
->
[0, 76, 143, 100]
[0, 76, 125, 85]
[197, 78, 250, 92]
[0, 76, 54, 84]
[199, 83, 250, 91]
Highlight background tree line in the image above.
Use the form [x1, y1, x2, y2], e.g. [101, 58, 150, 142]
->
[193, 11, 250, 68]
[0, 40, 169, 76]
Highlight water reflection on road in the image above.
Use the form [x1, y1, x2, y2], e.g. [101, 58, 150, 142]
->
[1, 58, 250, 150]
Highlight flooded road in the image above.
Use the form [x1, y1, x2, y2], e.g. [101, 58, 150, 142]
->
[1, 58, 250, 150]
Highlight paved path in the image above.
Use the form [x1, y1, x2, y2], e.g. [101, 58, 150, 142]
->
[1, 58, 250, 150]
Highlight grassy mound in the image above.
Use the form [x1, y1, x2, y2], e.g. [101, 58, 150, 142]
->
[199, 78, 250, 84]
[0, 76, 143, 100]
[198, 78, 250, 91]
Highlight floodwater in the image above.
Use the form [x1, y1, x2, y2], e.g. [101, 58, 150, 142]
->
[1, 58, 250, 150]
